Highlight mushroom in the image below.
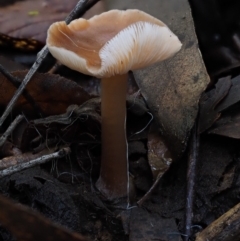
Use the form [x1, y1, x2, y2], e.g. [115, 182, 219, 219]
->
[46, 9, 182, 200]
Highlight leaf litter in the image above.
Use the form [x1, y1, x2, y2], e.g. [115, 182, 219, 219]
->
[199, 74, 240, 139]
[1, 1, 240, 241]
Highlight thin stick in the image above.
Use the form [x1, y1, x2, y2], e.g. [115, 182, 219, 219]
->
[0, 0, 100, 127]
[66, 0, 100, 23]
[0, 147, 71, 178]
[0, 64, 26, 87]
[0, 115, 24, 147]
[137, 171, 163, 206]
[0, 65, 44, 117]
[0, 46, 49, 127]
[184, 123, 199, 240]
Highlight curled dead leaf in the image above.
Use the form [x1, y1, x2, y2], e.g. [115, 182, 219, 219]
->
[198, 76, 231, 133]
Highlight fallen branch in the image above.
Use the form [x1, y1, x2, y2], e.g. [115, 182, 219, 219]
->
[195, 202, 240, 241]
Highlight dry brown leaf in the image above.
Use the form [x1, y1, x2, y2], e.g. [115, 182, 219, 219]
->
[208, 108, 240, 139]
[0, 0, 104, 44]
[0, 70, 91, 116]
[0, 194, 89, 241]
[216, 74, 240, 112]
[199, 74, 240, 138]
[0, 0, 78, 43]
[198, 76, 231, 133]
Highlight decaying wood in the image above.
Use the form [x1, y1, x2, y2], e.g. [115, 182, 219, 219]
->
[195, 202, 240, 241]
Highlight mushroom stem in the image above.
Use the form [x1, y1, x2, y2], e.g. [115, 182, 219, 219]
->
[97, 73, 128, 199]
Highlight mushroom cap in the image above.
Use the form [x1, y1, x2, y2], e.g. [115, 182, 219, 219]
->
[47, 9, 182, 78]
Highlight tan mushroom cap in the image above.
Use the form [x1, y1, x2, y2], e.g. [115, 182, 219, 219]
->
[47, 9, 182, 78]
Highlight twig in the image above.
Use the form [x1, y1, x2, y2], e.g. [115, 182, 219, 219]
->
[0, 65, 44, 117]
[184, 123, 199, 241]
[195, 202, 240, 241]
[0, 147, 71, 178]
[137, 171, 163, 206]
[0, 64, 27, 87]
[0, 115, 24, 147]
[0, 46, 49, 127]
[66, 0, 101, 23]
[130, 112, 153, 137]
[0, 0, 100, 127]
[0, 148, 55, 170]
